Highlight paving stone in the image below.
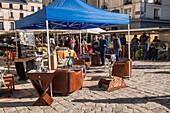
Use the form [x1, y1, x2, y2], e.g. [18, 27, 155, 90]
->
[3, 107, 18, 113]
[0, 108, 4, 113]
[15, 107, 29, 113]
[44, 108, 57, 113]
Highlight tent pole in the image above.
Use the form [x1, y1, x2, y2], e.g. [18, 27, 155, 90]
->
[46, 20, 53, 97]
[15, 30, 18, 58]
[79, 30, 82, 55]
[86, 30, 88, 42]
[128, 24, 131, 80]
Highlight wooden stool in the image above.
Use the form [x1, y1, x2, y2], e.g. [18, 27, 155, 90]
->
[2, 74, 14, 97]
[3, 74, 15, 91]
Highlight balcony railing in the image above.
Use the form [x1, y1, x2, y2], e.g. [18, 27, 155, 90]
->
[154, 16, 160, 19]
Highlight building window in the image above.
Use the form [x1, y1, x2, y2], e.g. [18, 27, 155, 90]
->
[112, 10, 120, 13]
[9, 12, 14, 18]
[31, 6, 34, 12]
[0, 3, 2, 8]
[154, 0, 161, 4]
[20, 13, 24, 18]
[10, 22, 14, 30]
[124, 8, 132, 18]
[154, 8, 160, 19]
[0, 22, 4, 30]
[37, 7, 41, 11]
[9, 4, 13, 9]
[101, 2, 108, 9]
[124, 0, 132, 5]
[20, 5, 23, 10]
[0, 11, 3, 18]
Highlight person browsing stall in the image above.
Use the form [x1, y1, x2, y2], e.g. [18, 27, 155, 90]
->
[99, 35, 108, 66]
[113, 34, 122, 61]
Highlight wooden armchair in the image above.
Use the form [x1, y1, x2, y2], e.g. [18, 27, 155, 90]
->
[52, 69, 83, 95]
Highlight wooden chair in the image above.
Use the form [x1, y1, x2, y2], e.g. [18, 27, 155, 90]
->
[72, 58, 86, 78]
[52, 69, 83, 95]
[0, 74, 14, 97]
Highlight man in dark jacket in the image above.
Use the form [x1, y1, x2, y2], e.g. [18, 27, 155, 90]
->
[140, 33, 149, 60]
[113, 34, 122, 61]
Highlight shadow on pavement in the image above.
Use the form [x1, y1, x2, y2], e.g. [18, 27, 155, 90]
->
[0, 101, 34, 107]
[132, 65, 162, 69]
[145, 71, 170, 74]
[0, 88, 37, 99]
[72, 95, 170, 110]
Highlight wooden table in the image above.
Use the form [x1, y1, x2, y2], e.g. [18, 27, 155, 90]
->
[27, 70, 55, 106]
[14, 57, 35, 80]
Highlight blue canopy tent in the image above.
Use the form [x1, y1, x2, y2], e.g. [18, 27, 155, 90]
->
[16, 0, 129, 30]
[15, 0, 131, 85]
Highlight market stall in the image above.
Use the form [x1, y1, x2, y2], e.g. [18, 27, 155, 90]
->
[15, 0, 130, 99]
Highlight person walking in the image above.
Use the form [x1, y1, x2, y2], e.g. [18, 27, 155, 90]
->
[139, 33, 149, 60]
[113, 34, 122, 61]
[120, 34, 126, 57]
[131, 34, 139, 60]
[99, 34, 108, 66]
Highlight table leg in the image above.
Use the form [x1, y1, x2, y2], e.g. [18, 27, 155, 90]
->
[33, 92, 53, 106]
[31, 80, 53, 106]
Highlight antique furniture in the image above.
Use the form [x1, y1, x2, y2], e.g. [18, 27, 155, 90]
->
[14, 57, 35, 80]
[72, 58, 86, 77]
[52, 68, 83, 95]
[79, 57, 90, 69]
[1, 74, 14, 97]
[91, 53, 100, 66]
[27, 70, 55, 106]
[98, 59, 132, 92]
[3, 74, 15, 91]
[112, 59, 132, 77]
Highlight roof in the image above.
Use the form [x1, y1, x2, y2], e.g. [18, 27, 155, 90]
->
[15, 0, 129, 30]
[100, 27, 170, 34]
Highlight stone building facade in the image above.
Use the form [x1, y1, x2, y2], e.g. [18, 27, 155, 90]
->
[0, 0, 42, 34]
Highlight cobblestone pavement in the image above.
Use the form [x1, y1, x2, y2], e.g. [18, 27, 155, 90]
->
[0, 60, 170, 113]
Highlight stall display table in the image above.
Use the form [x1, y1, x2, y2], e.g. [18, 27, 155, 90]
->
[27, 70, 55, 106]
[14, 57, 35, 80]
